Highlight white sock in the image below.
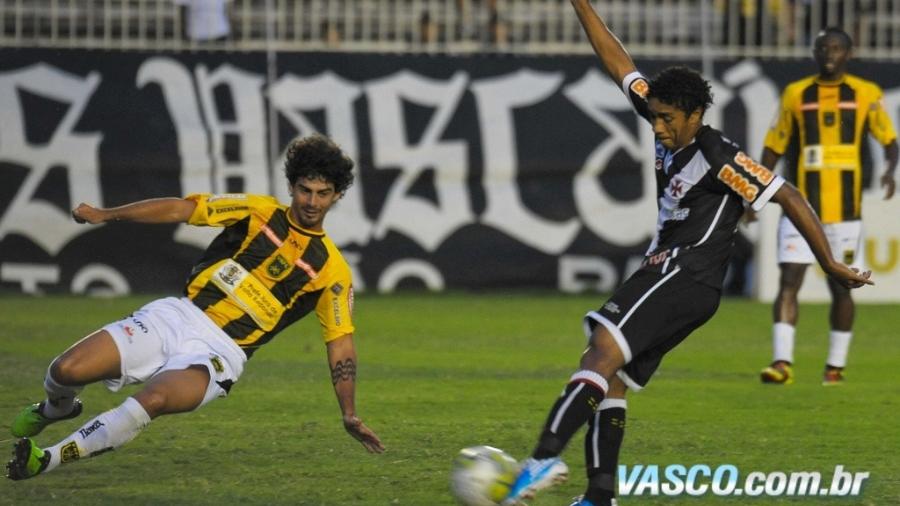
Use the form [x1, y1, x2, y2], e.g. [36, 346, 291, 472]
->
[41, 365, 83, 419]
[826, 330, 853, 368]
[772, 322, 795, 363]
[45, 397, 151, 472]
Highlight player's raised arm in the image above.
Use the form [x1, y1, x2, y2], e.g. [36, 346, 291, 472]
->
[72, 197, 197, 224]
[570, 0, 637, 84]
[326, 334, 385, 454]
[772, 183, 873, 289]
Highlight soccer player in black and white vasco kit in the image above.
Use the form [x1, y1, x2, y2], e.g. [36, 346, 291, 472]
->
[502, 2, 875, 506]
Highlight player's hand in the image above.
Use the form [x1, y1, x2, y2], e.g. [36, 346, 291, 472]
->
[742, 208, 758, 224]
[72, 203, 108, 224]
[343, 415, 385, 454]
[827, 264, 873, 289]
[880, 173, 896, 200]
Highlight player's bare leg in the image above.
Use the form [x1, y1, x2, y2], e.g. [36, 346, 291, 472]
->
[761, 263, 807, 384]
[132, 365, 210, 418]
[823, 277, 855, 384]
[504, 329, 625, 504]
[11, 330, 121, 438]
[8, 365, 209, 480]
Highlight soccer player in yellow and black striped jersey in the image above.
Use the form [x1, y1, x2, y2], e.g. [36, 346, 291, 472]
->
[7, 135, 384, 482]
[760, 27, 899, 387]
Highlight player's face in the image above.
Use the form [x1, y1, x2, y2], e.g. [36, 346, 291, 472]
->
[288, 176, 342, 231]
[648, 98, 703, 150]
[813, 33, 851, 80]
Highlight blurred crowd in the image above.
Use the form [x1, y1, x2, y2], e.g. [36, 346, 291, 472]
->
[176, 0, 511, 48]
[9, 0, 899, 53]
[718, 0, 890, 47]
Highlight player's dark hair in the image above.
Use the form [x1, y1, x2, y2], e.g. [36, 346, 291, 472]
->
[283, 134, 354, 194]
[816, 27, 853, 49]
[647, 66, 714, 116]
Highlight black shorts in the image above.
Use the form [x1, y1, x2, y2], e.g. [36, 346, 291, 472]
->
[584, 267, 721, 390]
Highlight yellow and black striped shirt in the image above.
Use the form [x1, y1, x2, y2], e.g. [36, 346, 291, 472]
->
[183, 193, 354, 358]
[764, 74, 897, 223]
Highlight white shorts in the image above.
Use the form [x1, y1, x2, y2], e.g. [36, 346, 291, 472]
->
[102, 297, 247, 409]
[777, 216, 865, 269]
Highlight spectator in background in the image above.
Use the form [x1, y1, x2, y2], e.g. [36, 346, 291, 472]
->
[176, 0, 232, 43]
[419, 10, 439, 45]
[454, 0, 508, 48]
[486, 0, 509, 48]
[715, 0, 777, 46]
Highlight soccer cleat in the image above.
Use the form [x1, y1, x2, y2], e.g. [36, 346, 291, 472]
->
[6, 438, 50, 481]
[760, 361, 794, 385]
[569, 497, 618, 506]
[11, 399, 83, 437]
[822, 366, 845, 386]
[502, 457, 569, 505]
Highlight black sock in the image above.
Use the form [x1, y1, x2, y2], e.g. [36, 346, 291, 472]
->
[584, 405, 626, 505]
[533, 373, 607, 459]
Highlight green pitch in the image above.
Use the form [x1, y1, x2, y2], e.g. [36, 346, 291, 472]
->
[1, 294, 897, 505]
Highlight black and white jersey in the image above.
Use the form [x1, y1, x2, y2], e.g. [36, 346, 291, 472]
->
[620, 71, 786, 288]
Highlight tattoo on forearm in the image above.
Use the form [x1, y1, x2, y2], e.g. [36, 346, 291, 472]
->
[331, 358, 357, 385]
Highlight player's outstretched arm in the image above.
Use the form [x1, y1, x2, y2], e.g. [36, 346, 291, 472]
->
[72, 198, 197, 224]
[570, 0, 637, 84]
[772, 183, 873, 289]
[326, 334, 385, 454]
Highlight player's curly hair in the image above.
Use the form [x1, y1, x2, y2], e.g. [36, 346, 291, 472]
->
[283, 134, 355, 194]
[647, 66, 713, 116]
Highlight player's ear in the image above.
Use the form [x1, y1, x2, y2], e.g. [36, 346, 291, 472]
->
[689, 107, 704, 127]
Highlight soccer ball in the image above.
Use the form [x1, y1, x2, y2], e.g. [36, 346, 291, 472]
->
[450, 445, 519, 506]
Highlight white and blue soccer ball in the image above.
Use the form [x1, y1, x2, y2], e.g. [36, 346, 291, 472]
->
[450, 445, 519, 506]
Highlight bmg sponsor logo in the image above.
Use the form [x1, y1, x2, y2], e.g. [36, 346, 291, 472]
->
[619, 464, 869, 497]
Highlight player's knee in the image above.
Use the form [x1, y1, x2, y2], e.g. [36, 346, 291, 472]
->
[607, 375, 628, 398]
[828, 281, 853, 300]
[133, 389, 168, 419]
[583, 333, 625, 377]
[778, 265, 806, 289]
[49, 356, 86, 386]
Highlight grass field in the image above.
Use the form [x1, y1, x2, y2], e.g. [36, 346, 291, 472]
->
[0, 294, 897, 505]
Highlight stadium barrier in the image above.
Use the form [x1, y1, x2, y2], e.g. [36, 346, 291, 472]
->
[1, 49, 898, 300]
[1, 0, 899, 59]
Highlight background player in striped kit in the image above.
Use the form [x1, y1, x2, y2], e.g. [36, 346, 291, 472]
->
[759, 27, 898, 386]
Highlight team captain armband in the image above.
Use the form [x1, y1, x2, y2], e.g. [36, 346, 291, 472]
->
[621, 71, 651, 121]
[696, 126, 785, 211]
[622, 71, 649, 99]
